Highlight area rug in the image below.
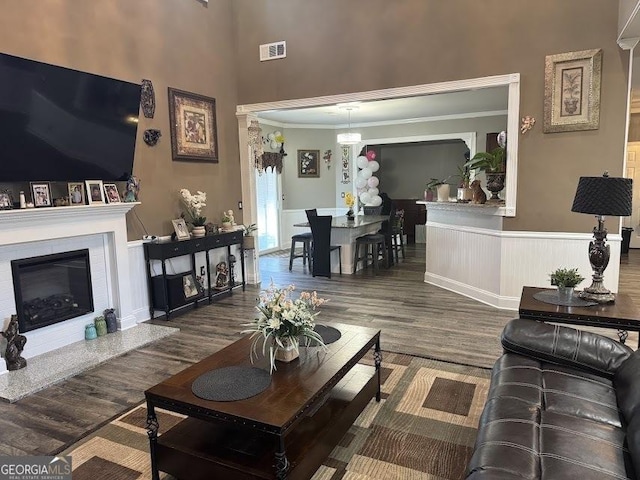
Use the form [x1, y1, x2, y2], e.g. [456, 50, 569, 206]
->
[61, 353, 490, 479]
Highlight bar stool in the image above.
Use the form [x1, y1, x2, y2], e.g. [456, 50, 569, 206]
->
[289, 232, 313, 271]
[353, 233, 388, 274]
[391, 211, 405, 263]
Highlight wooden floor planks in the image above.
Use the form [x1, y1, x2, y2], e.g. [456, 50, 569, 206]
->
[0, 244, 637, 456]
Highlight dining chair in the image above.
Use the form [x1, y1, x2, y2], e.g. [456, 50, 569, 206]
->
[308, 215, 342, 278]
[288, 209, 320, 272]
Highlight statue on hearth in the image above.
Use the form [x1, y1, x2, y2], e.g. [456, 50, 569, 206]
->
[1, 315, 27, 371]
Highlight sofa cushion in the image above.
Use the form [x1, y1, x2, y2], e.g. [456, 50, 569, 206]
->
[501, 319, 633, 379]
[615, 350, 640, 425]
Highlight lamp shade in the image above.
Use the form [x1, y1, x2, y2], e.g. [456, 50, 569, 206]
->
[571, 174, 632, 216]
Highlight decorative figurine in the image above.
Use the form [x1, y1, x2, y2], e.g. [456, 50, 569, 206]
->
[2, 315, 27, 371]
[124, 175, 140, 202]
[215, 261, 229, 289]
[470, 180, 487, 204]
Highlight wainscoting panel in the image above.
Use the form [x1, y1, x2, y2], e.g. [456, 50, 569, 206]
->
[425, 220, 622, 311]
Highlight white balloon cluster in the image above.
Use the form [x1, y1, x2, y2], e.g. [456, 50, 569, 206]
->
[356, 151, 382, 206]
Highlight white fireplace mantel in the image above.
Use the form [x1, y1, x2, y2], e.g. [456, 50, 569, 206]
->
[0, 203, 140, 374]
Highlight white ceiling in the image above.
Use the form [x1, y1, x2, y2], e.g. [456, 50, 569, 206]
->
[257, 86, 509, 127]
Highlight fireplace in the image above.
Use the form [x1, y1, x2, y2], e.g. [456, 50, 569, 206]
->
[11, 249, 94, 333]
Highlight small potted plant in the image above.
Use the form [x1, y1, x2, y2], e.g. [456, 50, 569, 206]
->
[550, 267, 585, 303]
[455, 165, 472, 203]
[424, 177, 451, 202]
[345, 192, 356, 220]
[242, 223, 258, 249]
[242, 282, 327, 374]
[180, 189, 207, 237]
[221, 211, 234, 231]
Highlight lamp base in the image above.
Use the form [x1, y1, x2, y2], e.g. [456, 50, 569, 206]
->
[579, 286, 615, 304]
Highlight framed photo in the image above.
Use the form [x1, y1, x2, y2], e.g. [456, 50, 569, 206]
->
[85, 180, 105, 204]
[0, 192, 12, 210]
[103, 183, 121, 204]
[544, 49, 602, 133]
[182, 272, 202, 300]
[68, 182, 85, 205]
[297, 149, 320, 178]
[172, 218, 190, 241]
[30, 182, 52, 208]
[168, 87, 218, 163]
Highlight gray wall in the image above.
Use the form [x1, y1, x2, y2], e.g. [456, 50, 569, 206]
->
[379, 141, 468, 199]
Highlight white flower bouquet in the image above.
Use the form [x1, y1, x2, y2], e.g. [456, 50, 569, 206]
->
[180, 189, 207, 226]
[243, 282, 327, 373]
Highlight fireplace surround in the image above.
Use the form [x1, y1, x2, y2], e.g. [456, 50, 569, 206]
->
[0, 203, 138, 374]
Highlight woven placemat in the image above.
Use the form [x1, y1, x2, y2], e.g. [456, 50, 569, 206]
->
[533, 290, 598, 307]
[191, 366, 271, 402]
[303, 324, 342, 347]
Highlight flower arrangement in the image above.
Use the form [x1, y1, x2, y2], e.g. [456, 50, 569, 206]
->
[180, 189, 207, 226]
[243, 282, 327, 373]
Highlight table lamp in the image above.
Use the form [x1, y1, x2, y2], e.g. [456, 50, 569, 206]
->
[571, 172, 632, 303]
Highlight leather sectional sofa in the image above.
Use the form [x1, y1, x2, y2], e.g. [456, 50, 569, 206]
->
[466, 318, 640, 479]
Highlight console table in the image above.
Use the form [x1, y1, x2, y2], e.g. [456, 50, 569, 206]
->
[518, 286, 640, 347]
[143, 231, 245, 319]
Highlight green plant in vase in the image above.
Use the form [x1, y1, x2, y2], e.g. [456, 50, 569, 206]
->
[550, 267, 585, 303]
[464, 145, 506, 201]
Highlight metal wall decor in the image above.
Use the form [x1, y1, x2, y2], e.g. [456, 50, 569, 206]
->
[140, 79, 156, 119]
[143, 129, 162, 146]
[341, 146, 351, 184]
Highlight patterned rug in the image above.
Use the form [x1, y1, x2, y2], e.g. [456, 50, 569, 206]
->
[61, 353, 490, 479]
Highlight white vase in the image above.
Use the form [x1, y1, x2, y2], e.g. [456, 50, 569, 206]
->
[191, 226, 206, 238]
[436, 184, 450, 202]
[274, 337, 299, 363]
[221, 221, 232, 231]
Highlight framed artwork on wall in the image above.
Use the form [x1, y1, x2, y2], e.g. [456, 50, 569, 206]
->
[543, 48, 602, 133]
[68, 182, 85, 205]
[30, 182, 52, 208]
[85, 180, 105, 205]
[168, 87, 218, 163]
[103, 183, 121, 204]
[297, 149, 320, 178]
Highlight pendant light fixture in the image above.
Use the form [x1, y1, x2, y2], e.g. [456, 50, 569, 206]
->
[337, 105, 361, 145]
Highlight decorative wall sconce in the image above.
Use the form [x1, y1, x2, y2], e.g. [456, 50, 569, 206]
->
[140, 79, 155, 119]
[143, 129, 161, 146]
[521, 116, 536, 134]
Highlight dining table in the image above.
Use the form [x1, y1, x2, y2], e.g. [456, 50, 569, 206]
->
[293, 214, 390, 274]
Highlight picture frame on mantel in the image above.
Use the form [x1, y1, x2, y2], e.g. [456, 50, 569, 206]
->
[30, 182, 52, 208]
[168, 87, 218, 163]
[543, 48, 602, 133]
[86, 180, 105, 205]
[297, 149, 320, 178]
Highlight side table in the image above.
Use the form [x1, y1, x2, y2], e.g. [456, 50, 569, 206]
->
[518, 286, 640, 348]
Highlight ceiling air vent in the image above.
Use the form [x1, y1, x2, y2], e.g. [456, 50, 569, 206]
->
[259, 41, 286, 62]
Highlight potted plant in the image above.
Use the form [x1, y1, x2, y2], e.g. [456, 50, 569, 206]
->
[550, 267, 585, 303]
[242, 223, 258, 249]
[424, 177, 451, 202]
[242, 282, 327, 374]
[455, 165, 473, 202]
[464, 146, 506, 201]
[180, 189, 207, 237]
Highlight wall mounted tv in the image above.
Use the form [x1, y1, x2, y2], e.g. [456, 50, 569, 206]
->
[0, 52, 141, 182]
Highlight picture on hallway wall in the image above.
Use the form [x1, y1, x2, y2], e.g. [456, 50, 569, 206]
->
[297, 149, 320, 178]
[168, 87, 218, 163]
[544, 48, 602, 133]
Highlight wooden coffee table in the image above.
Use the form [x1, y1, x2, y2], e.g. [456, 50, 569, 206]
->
[519, 286, 640, 347]
[144, 323, 381, 480]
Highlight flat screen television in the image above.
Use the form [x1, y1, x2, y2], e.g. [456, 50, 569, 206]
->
[0, 52, 141, 182]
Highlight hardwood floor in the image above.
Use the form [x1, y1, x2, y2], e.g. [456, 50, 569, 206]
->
[0, 244, 638, 456]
